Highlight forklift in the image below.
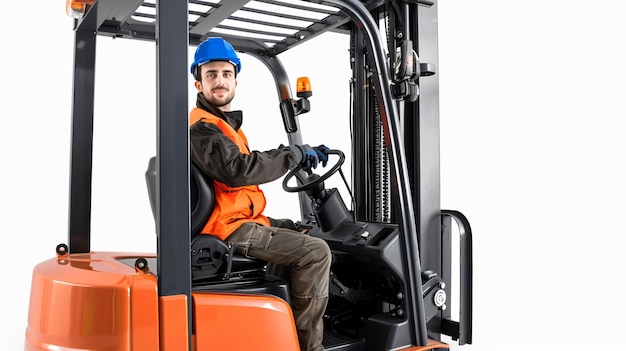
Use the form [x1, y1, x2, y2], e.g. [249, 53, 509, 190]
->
[25, 0, 473, 350]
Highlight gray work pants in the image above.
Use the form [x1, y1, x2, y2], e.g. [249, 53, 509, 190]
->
[226, 221, 331, 351]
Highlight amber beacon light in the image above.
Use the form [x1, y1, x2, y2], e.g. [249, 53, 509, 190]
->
[296, 77, 312, 98]
[66, 0, 95, 19]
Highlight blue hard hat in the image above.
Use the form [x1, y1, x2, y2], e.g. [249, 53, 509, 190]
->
[190, 37, 241, 75]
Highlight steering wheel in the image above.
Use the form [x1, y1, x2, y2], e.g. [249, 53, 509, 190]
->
[282, 149, 345, 193]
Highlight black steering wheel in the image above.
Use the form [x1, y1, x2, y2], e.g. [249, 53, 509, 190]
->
[282, 149, 345, 193]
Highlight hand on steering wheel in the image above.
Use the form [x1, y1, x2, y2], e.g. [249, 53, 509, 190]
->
[292, 144, 330, 171]
[313, 144, 329, 167]
[282, 149, 345, 193]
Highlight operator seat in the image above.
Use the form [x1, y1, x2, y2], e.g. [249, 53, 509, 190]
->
[145, 156, 266, 282]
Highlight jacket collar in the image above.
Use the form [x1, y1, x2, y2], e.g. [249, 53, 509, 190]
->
[196, 92, 243, 131]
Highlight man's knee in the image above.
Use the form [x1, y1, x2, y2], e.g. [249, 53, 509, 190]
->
[308, 237, 331, 267]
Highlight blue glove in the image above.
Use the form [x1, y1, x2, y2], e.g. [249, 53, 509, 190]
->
[294, 144, 319, 170]
[313, 145, 329, 167]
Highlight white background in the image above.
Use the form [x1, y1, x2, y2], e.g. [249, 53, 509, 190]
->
[2, 1, 626, 350]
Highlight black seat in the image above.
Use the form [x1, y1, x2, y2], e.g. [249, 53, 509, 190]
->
[145, 156, 266, 282]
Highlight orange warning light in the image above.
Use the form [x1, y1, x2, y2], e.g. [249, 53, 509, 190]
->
[296, 77, 312, 98]
[66, 0, 95, 19]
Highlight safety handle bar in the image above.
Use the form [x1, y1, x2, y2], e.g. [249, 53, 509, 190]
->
[441, 209, 473, 345]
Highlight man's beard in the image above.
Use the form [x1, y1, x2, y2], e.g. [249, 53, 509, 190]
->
[210, 92, 235, 108]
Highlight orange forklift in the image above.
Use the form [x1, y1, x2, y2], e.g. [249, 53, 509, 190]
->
[25, 0, 473, 350]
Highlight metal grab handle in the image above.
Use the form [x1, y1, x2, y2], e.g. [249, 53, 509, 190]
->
[441, 209, 473, 345]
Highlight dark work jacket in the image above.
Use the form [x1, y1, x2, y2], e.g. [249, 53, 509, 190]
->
[189, 95, 296, 238]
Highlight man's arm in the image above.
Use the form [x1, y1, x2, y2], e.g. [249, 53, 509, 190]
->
[190, 121, 296, 187]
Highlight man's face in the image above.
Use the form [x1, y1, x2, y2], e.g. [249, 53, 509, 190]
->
[195, 60, 237, 111]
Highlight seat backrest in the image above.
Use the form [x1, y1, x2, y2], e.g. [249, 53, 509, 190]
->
[145, 156, 215, 236]
[145, 157, 266, 282]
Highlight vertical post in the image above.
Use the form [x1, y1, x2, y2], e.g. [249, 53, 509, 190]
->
[409, 0, 441, 276]
[351, 25, 375, 221]
[327, 0, 429, 345]
[155, 0, 192, 348]
[68, 29, 96, 254]
[403, 0, 442, 340]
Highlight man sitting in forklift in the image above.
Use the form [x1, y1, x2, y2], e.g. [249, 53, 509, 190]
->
[188, 37, 331, 351]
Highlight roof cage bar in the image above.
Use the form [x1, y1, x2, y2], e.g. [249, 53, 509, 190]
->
[259, 0, 338, 15]
[240, 6, 324, 23]
[215, 24, 290, 40]
[190, 0, 220, 6]
[229, 14, 309, 32]
[190, 0, 250, 36]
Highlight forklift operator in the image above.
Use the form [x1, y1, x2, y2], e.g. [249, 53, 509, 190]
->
[188, 37, 331, 351]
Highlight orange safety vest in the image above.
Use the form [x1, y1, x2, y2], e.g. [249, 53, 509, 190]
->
[189, 107, 270, 239]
